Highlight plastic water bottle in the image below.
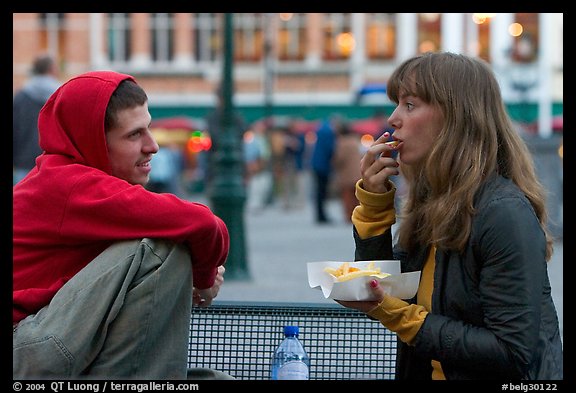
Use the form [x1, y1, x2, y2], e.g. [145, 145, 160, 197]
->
[270, 325, 310, 380]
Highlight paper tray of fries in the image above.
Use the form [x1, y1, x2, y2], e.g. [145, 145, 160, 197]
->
[307, 260, 421, 301]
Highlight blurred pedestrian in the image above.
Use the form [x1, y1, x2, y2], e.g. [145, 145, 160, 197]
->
[267, 122, 287, 205]
[13, 53, 61, 185]
[332, 121, 362, 222]
[337, 52, 563, 380]
[282, 119, 307, 210]
[147, 141, 185, 196]
[13, 71, 231, 380]
[310, 116, 337, 224]
[372, 108, 394, 138]
[244, 121, 272, 212]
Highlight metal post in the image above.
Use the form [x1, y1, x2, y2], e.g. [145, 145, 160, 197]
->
[208, 13, 249, 280]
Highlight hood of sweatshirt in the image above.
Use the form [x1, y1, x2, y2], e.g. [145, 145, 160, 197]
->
[38, 71, 135, 176]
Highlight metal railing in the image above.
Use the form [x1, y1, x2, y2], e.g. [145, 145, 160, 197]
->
[188, 301, 397, 380]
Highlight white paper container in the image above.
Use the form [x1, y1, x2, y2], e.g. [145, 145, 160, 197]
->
[307, 260, 421, 301]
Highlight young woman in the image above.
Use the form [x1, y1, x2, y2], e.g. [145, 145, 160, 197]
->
[337, 52, 563, 380]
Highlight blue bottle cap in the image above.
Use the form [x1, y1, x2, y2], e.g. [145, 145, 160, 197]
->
[284, 326, 299, 336]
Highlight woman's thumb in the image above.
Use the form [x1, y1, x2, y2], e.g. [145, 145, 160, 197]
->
[369, 279, 386, 301]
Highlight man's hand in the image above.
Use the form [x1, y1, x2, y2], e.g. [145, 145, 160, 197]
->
[193, 266, 225, 308]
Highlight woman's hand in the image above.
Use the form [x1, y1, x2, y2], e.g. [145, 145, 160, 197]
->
[336, 279, 387, 313]
[360, 132, 400, 194]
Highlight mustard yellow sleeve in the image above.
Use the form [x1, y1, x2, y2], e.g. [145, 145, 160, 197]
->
[367, 295, 428, 345]
[351, 179, 397, 239]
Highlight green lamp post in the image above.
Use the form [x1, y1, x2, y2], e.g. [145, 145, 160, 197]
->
[207, 13, 250, 280]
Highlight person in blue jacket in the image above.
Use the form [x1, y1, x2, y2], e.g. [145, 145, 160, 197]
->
[310, 116, 337, 223]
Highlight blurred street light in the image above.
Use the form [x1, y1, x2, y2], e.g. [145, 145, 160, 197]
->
[208, 13, 249, 280]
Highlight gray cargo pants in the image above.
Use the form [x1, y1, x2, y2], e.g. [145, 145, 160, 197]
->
[13, 238, 232, 380]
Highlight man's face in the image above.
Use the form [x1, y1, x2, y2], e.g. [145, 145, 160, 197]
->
[106, 102, 158, 186]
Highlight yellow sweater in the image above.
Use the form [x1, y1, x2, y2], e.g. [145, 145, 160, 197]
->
[352, 179, 445, 380]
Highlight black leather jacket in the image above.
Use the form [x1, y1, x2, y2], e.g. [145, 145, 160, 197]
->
[354, 175, 563, 380]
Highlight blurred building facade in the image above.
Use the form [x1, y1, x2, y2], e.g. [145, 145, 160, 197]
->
[13, 12, 563, 237]
[13, 13, 563, 134]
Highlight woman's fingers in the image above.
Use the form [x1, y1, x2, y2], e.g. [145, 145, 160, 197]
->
[361, 149, 399, 193]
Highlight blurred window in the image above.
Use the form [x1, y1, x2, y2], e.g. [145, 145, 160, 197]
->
[106, 13, 132, 63]
[417, 13, 441, 53]
[39, 13, 66, 60]
[151, 13, 174, 63]
[322, 13, 353, 60]
[278, 13, 307, 61]
[511, 13, 539, 63]
[365, 13, 396, 60]
[474, 13, 493, 62]
[193, 13, 220, 64]
[234, 13, 265, 61]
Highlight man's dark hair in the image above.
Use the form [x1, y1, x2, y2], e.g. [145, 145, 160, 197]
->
[32, 55, 55, 75]
[105, 80, 148, 132]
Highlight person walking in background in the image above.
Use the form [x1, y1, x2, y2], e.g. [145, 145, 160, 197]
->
[332, 121, 362, 223]
[282, 119, 307, 210]
[13, 71, 231, 380]
[267, 122, 288, 206]
[147, 141, 185, 196]
[244, 120, 272, 212]
[371, 109, 394, 139]
[337, 52, 563, 379]
[13, 53, 61, 185]
[310, 116, 336, 224]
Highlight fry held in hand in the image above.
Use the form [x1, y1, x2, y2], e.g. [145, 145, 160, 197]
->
[324, 262, 390, 282]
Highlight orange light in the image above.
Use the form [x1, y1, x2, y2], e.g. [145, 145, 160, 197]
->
[186, 131, 212, 153]
[360, 134, 374, 148]
[337, 32, 355, 56]
[508, 22, 523, 37]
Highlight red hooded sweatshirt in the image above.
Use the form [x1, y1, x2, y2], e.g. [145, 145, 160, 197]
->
[13, 71, 230, 324]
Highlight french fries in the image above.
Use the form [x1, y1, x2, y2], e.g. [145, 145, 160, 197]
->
[324, 262, 390, 282]
[384, 140, 399, 147]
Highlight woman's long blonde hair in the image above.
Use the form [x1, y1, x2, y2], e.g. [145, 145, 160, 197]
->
[387, 52, 553, 260]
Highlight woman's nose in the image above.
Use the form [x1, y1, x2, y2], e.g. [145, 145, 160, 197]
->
[388, 110, 400, 129]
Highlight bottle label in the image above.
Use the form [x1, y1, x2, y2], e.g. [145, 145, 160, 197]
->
[277, 361, 309, 380]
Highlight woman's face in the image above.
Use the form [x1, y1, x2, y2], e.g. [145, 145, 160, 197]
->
[387, 93, 443, 166]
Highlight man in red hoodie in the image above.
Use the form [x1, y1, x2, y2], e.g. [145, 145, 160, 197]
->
[13, 71, 231, 379]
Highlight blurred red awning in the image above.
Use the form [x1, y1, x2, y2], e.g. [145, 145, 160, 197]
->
[251, 117, 320, 134]
[350, 118, 385, 137]
[150, 116, 201, 146]
[151, 116, 198, 131]
[292, 119, 320, 134]
[552, 115, 563, 131]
